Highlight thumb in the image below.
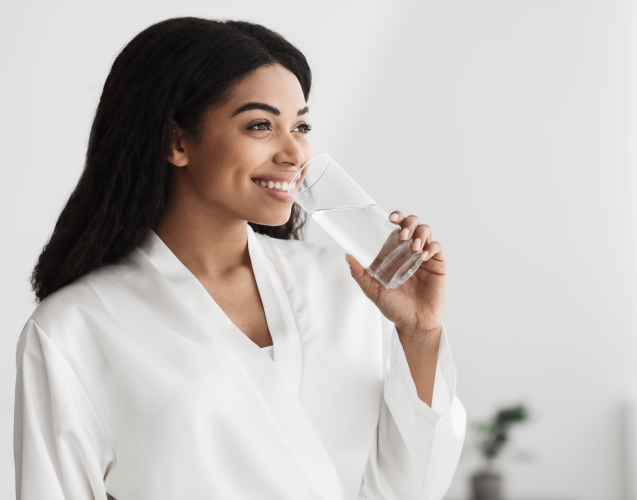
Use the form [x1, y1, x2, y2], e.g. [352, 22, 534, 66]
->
[345, 254, 379, 299]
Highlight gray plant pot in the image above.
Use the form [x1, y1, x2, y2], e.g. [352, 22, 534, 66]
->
[470, 469, 502, 500]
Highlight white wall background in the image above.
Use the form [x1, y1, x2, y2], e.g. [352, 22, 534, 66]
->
[1, 1, 636, 499]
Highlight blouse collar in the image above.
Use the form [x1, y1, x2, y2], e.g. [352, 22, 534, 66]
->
[137, 225, 303, 395]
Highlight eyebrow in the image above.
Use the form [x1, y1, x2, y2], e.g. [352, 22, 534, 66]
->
[232, 102, 309, 117]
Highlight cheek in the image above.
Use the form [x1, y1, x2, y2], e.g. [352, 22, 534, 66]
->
[193, 136, 257, 187]
[199, 140, 271, 207]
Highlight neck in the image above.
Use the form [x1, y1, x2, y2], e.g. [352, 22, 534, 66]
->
[154, 190, 250, 279]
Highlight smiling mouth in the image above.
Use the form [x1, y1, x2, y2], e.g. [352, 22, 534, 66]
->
[252, 179, 297, 192]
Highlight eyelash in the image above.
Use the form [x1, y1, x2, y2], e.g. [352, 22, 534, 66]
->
[249, 121, 312, 133]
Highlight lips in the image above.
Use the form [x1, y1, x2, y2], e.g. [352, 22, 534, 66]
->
[253, 180, 294, 203]
[251, 171, 298, 183]
[251, 170, 302, 197]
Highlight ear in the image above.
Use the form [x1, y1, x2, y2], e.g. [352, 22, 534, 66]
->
[167, 121, 188, 167]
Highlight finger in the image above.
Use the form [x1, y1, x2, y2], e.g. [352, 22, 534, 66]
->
[420, 240, 444, 261]
[388, 210, 405, 225]
[345, 254, 381, 300]
[345, 253, 366, 279]
[412, 224, 432, 251]
[398, 215, 420, 241]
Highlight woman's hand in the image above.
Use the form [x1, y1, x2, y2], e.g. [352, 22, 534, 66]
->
[345, 211, 446, 336]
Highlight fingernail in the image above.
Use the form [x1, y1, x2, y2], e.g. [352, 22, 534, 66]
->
[412, 238, 422, 251]
[420, 251, 429, 261]
[389, 213, 399, 221]
[345, 255, 352, 268]
[399, 227, 410, 240]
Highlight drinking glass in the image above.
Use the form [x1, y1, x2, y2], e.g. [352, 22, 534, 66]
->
[288, 154, 423, 290]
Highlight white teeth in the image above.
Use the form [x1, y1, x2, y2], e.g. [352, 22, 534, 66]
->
[254, 179, 291, 192]
[290, 181, 296, 190]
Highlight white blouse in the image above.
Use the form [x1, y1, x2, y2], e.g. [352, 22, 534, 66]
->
[14, 225, 466, 500]
[262, 344, 274, 360]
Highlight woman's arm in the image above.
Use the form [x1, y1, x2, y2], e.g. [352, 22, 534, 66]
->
[358, 321, 465, 500]
[346, 210, 448, 406]
[14, 319, 115, 500]
[347, 210, 466, 499]
[396, 326, 442, 406]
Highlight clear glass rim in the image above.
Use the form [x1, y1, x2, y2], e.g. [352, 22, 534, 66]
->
[288, 153, 332, 197]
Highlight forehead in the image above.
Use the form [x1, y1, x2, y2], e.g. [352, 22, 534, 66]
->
[225, 64, 307, 111]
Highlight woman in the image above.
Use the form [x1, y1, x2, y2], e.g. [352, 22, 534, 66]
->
[14, 17, 465, 500]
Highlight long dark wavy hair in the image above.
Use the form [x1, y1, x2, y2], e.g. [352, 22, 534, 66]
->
[31, 17, 311, 302]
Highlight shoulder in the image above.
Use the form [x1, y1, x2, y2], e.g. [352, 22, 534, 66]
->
[28, 255, 137, 347]
[253, 233, 370, 307]
[254, 234, 388, 355]
[256, 234, 348, 278]
[261, 235, 344, 264]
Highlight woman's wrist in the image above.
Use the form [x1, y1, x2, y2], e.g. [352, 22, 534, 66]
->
[396, 324, 442, 339]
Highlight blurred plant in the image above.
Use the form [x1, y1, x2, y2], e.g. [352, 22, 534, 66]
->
[472, 405, 529, 463]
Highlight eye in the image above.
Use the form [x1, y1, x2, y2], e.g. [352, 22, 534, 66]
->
[249, 121, 271, 131]
[294, 122, 312, 134]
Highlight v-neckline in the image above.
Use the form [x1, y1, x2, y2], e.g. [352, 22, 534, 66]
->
[138, 226, 303, 394]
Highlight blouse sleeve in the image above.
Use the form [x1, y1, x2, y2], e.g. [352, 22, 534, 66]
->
[14, 319, 116, 500]
[358, 323, 466, 500]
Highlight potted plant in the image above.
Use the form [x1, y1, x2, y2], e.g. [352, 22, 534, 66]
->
[471, 405, 529, 500]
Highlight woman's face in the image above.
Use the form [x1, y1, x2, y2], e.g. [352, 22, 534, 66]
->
[169, 63, 313, 227]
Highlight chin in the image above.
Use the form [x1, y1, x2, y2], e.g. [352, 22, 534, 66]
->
[250, 209, 293, 228]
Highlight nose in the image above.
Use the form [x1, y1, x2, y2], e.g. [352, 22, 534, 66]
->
[272, 131, 306, 169]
